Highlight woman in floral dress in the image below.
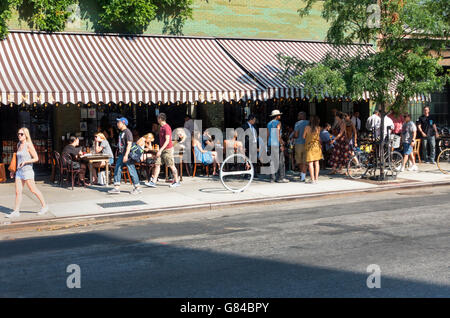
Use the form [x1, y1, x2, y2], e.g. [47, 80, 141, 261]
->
[329, 112, 353, 174]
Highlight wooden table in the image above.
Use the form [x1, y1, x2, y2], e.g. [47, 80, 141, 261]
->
[80, 154, 111, 185]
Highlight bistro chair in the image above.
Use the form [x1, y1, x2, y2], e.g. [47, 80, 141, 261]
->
[109, 151, 133, 185]
[53, 151, 67, 187]
[413, 139, 421, 163]
[192, 146, 210, 177]
[61, 152, 82, 190]
[164, 149, 188, 182]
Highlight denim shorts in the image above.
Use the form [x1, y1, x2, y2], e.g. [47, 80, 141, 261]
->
[403, 143, 413, 155]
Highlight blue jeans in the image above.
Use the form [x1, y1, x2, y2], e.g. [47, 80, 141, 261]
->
[113, 154, 140, 186]
[421, 136, 436, 162]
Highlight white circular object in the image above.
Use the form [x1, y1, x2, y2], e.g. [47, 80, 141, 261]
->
[219, 154, 254, 193]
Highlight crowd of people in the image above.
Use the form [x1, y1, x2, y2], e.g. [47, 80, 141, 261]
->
[5, 104, 441, 218]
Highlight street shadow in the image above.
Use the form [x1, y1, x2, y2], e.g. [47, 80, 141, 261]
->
[0, 226, 449, 298]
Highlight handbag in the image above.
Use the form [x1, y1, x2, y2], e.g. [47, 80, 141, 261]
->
[98, 171, 106, 186]
[8, 153, 17, 173]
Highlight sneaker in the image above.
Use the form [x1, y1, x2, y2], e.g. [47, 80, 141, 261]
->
[144, 181, 157, 188]
[169, 182, 181, 188]
[6, 211, 20, 218]
[399, 166, 405, 172]
[409, 165, 419, 171]
[130, 187, 142, 195]
[108, 188, 121, 194]
[276, 178, 290, 183]
[37, 205, 49, 216]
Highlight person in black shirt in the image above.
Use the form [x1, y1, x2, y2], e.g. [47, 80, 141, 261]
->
[62, 136, 88, 186]
[108, 117, 141, 195]
[242, 114, 259, 165]
[416, 106, 439, 163]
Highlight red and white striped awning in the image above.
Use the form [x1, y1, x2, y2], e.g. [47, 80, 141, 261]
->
[217, 38, 429, 102]
[0, 31, 266, 105]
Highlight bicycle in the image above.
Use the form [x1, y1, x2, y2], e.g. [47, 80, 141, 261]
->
[347, 133, 402, 180]
[436, 137, 450, 174]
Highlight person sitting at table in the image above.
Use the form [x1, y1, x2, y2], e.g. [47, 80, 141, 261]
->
[90, 133, 114, 184]
[136, 133, 158, 185]
[193, 131, 219, 175]
[223, 130, 244, 156]
[136, 133, 155, 161]
[62, 136, 89, 186]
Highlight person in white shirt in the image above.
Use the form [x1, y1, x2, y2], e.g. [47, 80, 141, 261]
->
[366, 110, 381, 134]
[381, 115, 395, 139]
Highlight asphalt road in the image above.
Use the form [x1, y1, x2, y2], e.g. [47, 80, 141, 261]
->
[0, 186, 449, 298]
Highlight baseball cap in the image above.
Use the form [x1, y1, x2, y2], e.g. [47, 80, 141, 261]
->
[116, 117, 128, 126]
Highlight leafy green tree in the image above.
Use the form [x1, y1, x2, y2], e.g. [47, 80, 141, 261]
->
[281, 0, 449, 178]
[97, 0, 193, 35]
[20, 0, 77, 32]
[0, 0, 21, 39]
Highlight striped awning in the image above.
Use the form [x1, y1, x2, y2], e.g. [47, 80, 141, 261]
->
[0, 31, 266, 105]
[217, 38, 429, 102]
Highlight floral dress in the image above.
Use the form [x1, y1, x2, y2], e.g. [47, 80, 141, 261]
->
[329, 126, 352, 170]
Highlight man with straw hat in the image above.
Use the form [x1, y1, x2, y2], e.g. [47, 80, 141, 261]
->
[267, 109, 289, 183]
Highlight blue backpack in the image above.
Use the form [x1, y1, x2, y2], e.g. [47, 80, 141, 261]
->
[128, 143, 144, 163]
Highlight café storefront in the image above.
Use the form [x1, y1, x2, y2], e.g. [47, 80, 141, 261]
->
[0, 31, 267, 173]
[1, 31, 434, 177]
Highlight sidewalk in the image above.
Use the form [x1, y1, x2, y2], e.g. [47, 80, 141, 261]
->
[1, 163, 449, 227]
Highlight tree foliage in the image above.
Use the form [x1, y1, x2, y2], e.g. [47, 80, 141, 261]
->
[22, 0, 77, 32]
[97, 0, 193, 34]
[286, 0, 450, 113]
[0, 0, 194, 38]
[0, 0, 21, 39]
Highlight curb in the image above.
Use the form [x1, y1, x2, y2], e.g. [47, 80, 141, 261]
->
[2, 179, 450, 230]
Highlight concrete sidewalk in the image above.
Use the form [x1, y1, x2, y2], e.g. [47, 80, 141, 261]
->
[1, 162, 449, 227]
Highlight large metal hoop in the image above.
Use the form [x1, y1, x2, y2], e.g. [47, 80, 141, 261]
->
[219, 153, 254, 193]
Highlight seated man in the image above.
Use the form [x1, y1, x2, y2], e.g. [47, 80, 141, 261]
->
[62, 136, 88, 186]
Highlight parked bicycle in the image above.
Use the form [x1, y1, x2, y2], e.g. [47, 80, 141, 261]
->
[436, 133, 450, 174]
[347, 130, 402, 180]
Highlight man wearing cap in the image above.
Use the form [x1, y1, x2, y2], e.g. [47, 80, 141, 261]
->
[108, 117, 142, 195]
[267, 110, 289, 183]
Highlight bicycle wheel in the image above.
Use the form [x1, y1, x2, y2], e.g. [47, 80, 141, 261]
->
[390, 151, 404, 172]
[347, 153, 368, 179]
[437, 148, 450, 174]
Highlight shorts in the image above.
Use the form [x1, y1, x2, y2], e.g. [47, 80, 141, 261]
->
[295, 144, 307, 164]
[15, 168, 34, 180]
[155, 148, 175, 167]
[403, 143, 413, 155]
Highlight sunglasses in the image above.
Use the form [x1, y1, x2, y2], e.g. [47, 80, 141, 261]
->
[17, 133, 24, 136]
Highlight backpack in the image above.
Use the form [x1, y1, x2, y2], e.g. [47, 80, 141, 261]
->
[128, 143, 144, 163]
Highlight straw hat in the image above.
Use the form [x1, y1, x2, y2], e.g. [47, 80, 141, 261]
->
[270, 109, 283, 117]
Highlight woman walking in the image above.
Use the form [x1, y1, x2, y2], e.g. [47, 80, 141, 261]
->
[303, 116, 323, 183]
[7, 128, 48, 218]
[329, 112, 353, 174]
